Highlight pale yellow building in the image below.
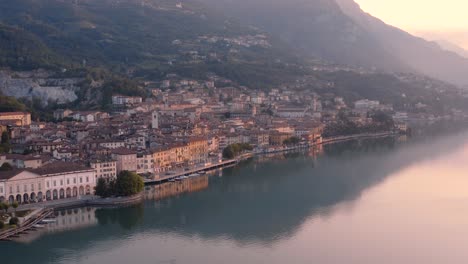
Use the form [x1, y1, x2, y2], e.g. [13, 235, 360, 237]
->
[0, 112, 31, 126]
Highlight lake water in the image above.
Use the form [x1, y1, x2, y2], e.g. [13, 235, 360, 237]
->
[2, 130, 468, 264]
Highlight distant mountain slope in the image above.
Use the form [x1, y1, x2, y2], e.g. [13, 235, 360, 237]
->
[199, 0, 468, 86]
[335, 0, 468, 86]
[198, 0, 410, 72]
[434, 40, 468, 59]
[0, 0, 305, 88]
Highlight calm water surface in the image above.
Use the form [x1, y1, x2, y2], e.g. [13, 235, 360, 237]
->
[3, 131, 468, 264]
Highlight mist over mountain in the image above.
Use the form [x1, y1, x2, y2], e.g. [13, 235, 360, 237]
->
[197, 0, 409, 72]
[335, 0, 468, 86]
[199, 0, 468, 86]
[434, 40, 468, 59]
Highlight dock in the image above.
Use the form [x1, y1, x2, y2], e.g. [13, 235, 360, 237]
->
[144, 159, 239, 185]
[0, 208, 54, 242]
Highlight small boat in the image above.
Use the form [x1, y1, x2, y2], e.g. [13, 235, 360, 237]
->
[189, 173, 200, 177]
[198, 171, 206, 175]
[33, 224, 45, 228]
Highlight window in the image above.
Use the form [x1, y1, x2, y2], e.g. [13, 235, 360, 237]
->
[31, 184, 34, 192]
[0, 187, 3, 194]
[86, 177, 89, 183]
[47, 181, 50, 188]
[80, 178, 82, 183]
[73, 178, 76, 184]
[38, 183, 42, 191]
[17, 185, 20, 192]
[10, 186, 13, 194]
[53, 181, 56, 187]
[60, 180, 63, 186]
[67, 179, 70, 185]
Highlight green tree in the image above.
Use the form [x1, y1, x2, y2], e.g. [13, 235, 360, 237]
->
[115, 171, 144, 197]
[95, 178, 109, 198]
[222, 143, 253, 159]
[9, 217, 19, 226]
[1, 131, 9, 144]
[223, 146, 235, 159]
[12, 201, 18, 213]
[0, 202, 9, 213]
[0, 163, 13, 171]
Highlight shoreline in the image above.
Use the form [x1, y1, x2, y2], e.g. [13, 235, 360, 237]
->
[0, 131, 398, 241]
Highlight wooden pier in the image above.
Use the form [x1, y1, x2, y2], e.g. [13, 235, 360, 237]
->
[0, 209, 54, 242]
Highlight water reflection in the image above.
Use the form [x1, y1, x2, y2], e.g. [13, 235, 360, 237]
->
[1, 131, 468, 264]
[12, 207, 98, 244]
[145, 175, 209, 201]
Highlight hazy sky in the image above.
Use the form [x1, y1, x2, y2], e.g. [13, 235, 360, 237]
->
[355, 0, 468, 31]
[354, 0, 468, 49]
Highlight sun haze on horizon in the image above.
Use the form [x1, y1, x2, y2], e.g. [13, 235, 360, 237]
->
[354, 0, 468, 31]
[354, 0, 468, 49]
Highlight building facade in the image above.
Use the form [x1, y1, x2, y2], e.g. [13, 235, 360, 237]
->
[0, 112, 31, 126]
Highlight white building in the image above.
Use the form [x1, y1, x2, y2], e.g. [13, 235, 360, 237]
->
[354, 99, 380, 110]
[0, 162, 96, 204]
[112, 95, 143, 106]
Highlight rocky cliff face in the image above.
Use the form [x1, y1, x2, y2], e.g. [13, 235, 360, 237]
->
[0, 70, 81, 105]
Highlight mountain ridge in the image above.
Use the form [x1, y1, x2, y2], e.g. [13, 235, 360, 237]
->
[335, 0, 468, 86]
[198, 0, 468, 86]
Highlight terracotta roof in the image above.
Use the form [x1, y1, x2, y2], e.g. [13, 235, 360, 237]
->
[0, 170, 26, 180]
[111, 148, 137, 155]
[32, 162, 92, 176]
[6, 154, 42, 161]
[0, 112, 29, 116]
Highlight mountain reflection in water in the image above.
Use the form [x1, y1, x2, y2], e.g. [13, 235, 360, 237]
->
[2, 131, 468, 264]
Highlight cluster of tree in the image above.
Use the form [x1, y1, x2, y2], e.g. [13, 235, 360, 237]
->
[0, 201, 18, 214]
[0, 201, 20, 228]
[0, 94, 28, 113]
[222, 143, 253, 159]
[283, 136, 301, 145]
[95, 171, 144, 198]
[0, 92, 63, 122]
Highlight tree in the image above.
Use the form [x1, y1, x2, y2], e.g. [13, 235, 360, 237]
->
[115, 171, 144, 197]
[95, 178, 109, 198]
[1, 131, 9, 144]
[12, 201, 18, 213]
[0, 163, 13, 171]
[9, 217, 19, 226]
[0, 202, 9, 213]
[222, 146, 235, 159]
[222, 143, 253, 159]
